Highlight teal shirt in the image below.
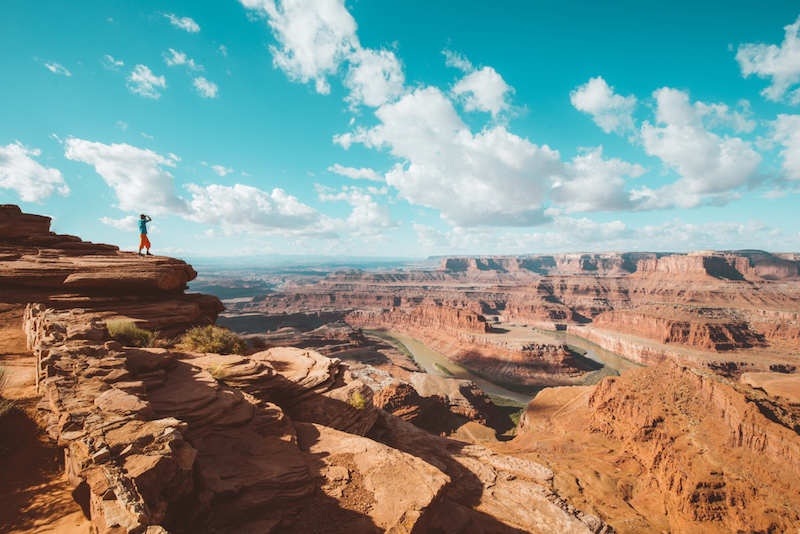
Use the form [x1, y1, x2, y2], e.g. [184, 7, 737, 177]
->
[138, 219, 148, 234]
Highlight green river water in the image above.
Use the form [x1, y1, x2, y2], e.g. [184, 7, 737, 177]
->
[380, 327, 640, 405]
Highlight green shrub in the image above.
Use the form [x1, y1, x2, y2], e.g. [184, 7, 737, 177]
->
[349, 391, 366, 410]
[106, 320, 154, 347]
[181, 325, 246, 355]
[0, 366, 15, 420]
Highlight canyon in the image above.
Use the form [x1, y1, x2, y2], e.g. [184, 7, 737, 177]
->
[2, 204, 799, 534]
[231, 249, 800, 377]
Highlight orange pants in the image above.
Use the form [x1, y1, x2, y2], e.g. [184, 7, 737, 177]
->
[139, 234, 151, 250]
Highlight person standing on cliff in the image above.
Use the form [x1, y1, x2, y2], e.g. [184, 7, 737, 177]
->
[138, 214, 152, 256]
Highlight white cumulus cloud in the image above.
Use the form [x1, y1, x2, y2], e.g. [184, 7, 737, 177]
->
[64, 139, 188, 215]
[328, 163, 384, 182]
[319, 187, 398, 239]
[164, 13, 201, 33]
[186, 183, 340, 238]
[239, 0, 357, 95]
[737, 14, 800, 104]
[344, 47, 406, 108]
[193, 77, 218, 98]
[638, 87, 762, 208]
[127, 65, 167, 99]
[66, 138, 344, 239]
[770, 113, 800, 183]
[335, 87, 562, 227]
[0, 142, 70, 202]
[452, 66, 514, 119]
[570, 77, 637, 134]
[549, 147, 646, 213]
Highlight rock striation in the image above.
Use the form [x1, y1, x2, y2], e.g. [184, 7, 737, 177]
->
[0, 205, 223, 335]
[237, 249, 800, 373]
[507, 362, 800, 533]
[22, 303, 610, 534]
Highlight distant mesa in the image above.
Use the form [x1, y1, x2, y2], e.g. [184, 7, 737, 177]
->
[438, 250, 800, 281]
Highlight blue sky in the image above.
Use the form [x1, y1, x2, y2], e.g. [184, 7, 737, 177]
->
[2, 0, 800, 258]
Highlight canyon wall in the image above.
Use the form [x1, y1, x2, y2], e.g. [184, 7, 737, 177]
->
[587, 363, 800, 532]
[239, 249, 800, 374]
[507, 362, 800, 533]
[0, 204, 223, 335]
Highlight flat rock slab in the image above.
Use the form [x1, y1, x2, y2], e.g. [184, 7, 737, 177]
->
[295, 422, 450, 533]
[94, 388, 155, 419]
[741, 372, 800, 404]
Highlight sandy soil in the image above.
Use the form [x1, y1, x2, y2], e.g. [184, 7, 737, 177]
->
[0, 304, 89, 534]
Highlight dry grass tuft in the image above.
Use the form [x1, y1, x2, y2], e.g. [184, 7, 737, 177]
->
[181, 325, 246, 355]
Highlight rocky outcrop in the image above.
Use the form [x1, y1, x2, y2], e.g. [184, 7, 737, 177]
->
[24, 305, 199, 534]
[591, 309, 767, 351]
[23, 300, 609, 534]
[1, 205, 223, 335]
[585, 362, 800, 532]
[438, 253, 649, 276]
[368, 410, 611, 533]
[507, 362, 800, 533]
[636, 249, 800, 281]
[374, 374, 504, 437]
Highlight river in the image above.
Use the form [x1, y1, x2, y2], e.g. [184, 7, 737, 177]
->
[380, 327, 640, 405]
[383, 332, 536, 404]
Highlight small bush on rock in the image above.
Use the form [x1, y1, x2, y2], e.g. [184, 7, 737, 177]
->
[349, 391, 366, 410]
[181, 325, 246, 355]
[106, 320, 154, 348]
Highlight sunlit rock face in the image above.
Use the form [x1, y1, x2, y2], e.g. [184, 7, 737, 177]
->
[0, 204, 223, 335]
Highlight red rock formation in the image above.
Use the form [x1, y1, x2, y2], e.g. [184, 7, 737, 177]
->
[1, 205, 223, 334]
[238, 249, 800, 373]
[23, 301, 610, 534]
[505, 362, 800, 533]
[587, 363, 800, 532]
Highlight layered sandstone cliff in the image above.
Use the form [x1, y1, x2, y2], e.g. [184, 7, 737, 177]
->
[0, 205, 223, 334]
[237, 249, 800, 373]
[504, 362, 800, 533]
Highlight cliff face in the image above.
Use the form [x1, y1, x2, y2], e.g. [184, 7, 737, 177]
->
[587, 363, 800, 532]
[636, 250, 800, 281]
[506, 362, 800, 533]
[439, 253, 651, 275]
[0, 205, 223, 334]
